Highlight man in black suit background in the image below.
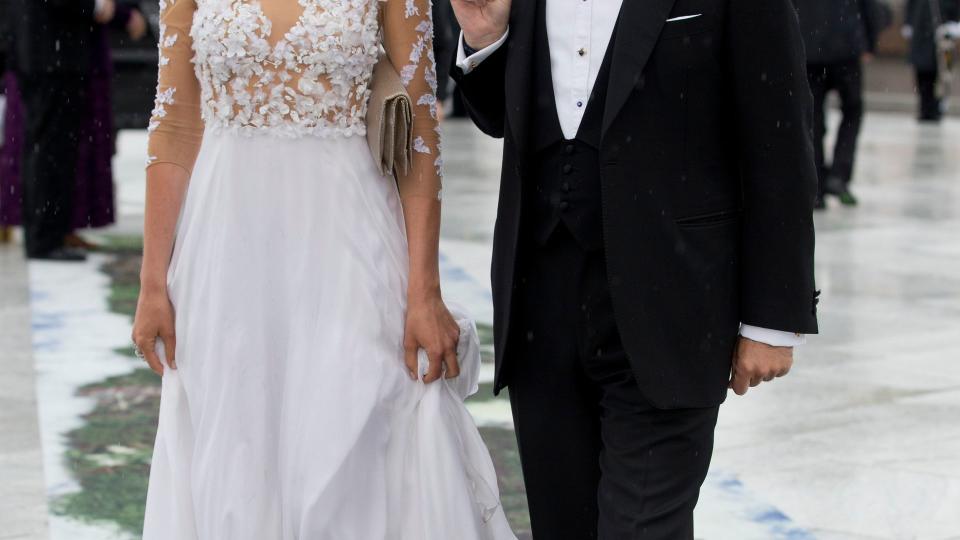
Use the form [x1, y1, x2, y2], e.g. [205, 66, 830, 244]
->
[795, 0, 882, 209]
[450, 0, 819, 537]
[10, 0, 115, 260]
[905, 0, 960, 122]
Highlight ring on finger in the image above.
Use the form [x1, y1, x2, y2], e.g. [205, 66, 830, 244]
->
[132, 340, 146, 359]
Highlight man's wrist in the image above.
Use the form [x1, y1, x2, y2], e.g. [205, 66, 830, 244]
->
[463, 29, 508, 51]
[463, 41, 480, 58]
[457, 29, 510, 74]
[739, 324, 806, 347]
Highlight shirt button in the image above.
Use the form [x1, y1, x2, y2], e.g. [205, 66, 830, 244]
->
[562, 182, 571, 192]
[578, 48, 586, 56]
[562, 164, 573, 174]
[576, 101, 584, 108]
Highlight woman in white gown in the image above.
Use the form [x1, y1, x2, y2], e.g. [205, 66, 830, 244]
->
[130, 0, 516, 538]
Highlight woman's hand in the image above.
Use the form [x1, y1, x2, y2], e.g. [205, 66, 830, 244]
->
[404, 292, 461, 383]
[132, 286, 177, 375]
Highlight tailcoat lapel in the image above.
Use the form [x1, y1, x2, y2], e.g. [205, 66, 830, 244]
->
[602, 0, 678, 137]
[504, 0, 537, 153]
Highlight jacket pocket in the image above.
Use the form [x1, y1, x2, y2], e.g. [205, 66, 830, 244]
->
[675, 208, 740, 229]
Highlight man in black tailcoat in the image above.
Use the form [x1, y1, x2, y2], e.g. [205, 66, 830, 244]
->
[449, 0, 820, 537]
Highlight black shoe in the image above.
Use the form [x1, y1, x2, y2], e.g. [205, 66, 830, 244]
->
[824, 175, 846, 196]
[29, 246, 88, 262]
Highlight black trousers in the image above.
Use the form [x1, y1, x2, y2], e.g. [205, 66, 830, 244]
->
[18, 72, 88, 257]
[507, 225, 719, 540]
[807, 60, 864, 194]
[915, 69, 942, 122]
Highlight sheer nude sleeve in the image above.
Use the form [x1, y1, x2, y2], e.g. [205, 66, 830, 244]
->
[381, 0, 443, 200]
[146, 0, 203, 173]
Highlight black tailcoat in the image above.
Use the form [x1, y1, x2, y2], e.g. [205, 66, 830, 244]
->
[452, 0, 820, 408]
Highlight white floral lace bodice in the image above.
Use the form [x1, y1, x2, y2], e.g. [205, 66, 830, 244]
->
[147, 0, 443, 199]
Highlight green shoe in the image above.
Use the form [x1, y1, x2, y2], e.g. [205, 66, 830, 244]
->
[838, 190, 858, 207]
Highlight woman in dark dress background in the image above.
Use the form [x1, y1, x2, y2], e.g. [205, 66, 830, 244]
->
[0, 2, 146, 245]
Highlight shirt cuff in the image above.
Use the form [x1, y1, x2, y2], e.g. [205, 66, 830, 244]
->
[739, 325, 806, 347]
[456, 29, 510, 75]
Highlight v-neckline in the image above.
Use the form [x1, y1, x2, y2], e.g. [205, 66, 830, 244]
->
[249, 0, 309, 49]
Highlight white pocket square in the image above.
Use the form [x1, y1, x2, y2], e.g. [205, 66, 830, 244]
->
[666, 14, 702, 22]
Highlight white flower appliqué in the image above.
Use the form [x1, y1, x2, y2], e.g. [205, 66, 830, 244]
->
[190, 0, 382, 138]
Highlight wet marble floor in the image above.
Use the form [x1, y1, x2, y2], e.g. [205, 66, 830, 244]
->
[2, 110, 959, 539]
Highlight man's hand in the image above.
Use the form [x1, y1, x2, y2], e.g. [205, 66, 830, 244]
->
[729, 337, 793, 396]
[450, 0, 511, 50]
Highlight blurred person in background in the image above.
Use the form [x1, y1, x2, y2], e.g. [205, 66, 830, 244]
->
[795, 0, 884, 209]
[8, 0, 114, 260]
[432, 0, 456, 110]
[0, 0, 13, 244]
[2, 0, 146, 251]
[431, 0, 469, 118]
[433, 0, 467, 118]
[905, 0, 960, 122]
[0, 72, 22, 246]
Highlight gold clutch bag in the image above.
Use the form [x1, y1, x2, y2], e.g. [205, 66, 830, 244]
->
[366, 54, 413, 177]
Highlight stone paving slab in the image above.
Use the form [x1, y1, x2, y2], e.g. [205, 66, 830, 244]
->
[0, 245, 49, 540]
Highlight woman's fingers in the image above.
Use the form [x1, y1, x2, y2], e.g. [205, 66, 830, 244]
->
[161, 331, 178, 370]
[404, 344, 418, 381]
[132, 289, 177, 376]
[139, 336, 165, 375]
[443, 349, 460, 379]
[403, 300, 463, 384]
[423, 350, 444, 383]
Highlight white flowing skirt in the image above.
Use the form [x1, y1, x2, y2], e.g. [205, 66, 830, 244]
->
[142, 132, 516, 540]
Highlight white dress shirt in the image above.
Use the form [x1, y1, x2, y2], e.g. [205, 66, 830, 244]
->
[455, 3, 805, 348]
